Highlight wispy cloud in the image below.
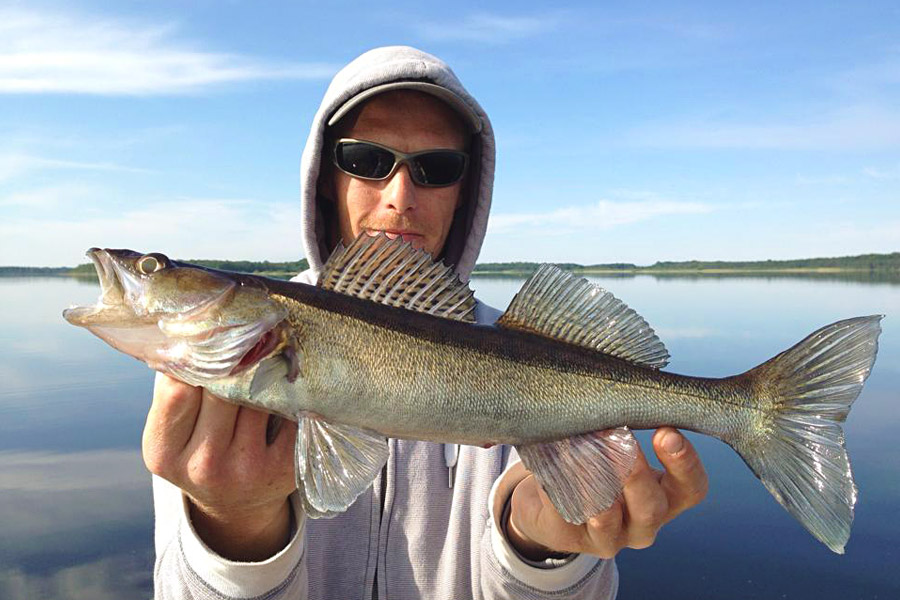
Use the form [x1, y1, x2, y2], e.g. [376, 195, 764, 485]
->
[488, 199, 714, 235]
[415, 12, 560, 43]
[0, 7, 336, 95]
[2, 125, 187, 152]
[626, 105, 900, 151]
[788, 219, 900, 257]
[0, 152, 149, 184]
[862, 163, 900, 180]
[0, 182, 96, 209]
[0, 195, 303, 266]
[616, 15, 730, 42]
[794, 174, 851, 186]
[830, 51, 900, 99]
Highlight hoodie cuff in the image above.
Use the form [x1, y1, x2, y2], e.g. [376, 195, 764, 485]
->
[487, 460, 603, 592]
[178, 491, 306, 598]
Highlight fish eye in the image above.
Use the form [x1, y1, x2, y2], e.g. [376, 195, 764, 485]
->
[137, 253, 167, 274]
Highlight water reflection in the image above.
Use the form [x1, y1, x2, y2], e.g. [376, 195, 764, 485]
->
[0, 554, 152, 600]
[0, 277, 154, 599]
[472, 269, 900, 286]
[0, 449, 153, 599]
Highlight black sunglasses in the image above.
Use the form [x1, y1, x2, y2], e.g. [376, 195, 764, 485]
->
[332, 138, 468, 187]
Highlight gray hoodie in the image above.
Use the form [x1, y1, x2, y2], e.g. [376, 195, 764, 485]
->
[151, 46, 617, 600]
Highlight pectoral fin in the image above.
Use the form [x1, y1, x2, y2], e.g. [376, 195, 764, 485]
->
[295, 416, 389, 518]
[515, 427, 638, 524]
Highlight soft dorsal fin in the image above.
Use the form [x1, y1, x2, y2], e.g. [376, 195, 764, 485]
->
[319, 233, 476, 323]
[496, 264, 669, 369]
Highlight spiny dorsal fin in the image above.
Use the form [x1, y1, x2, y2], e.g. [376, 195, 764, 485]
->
[496, 264, 669, 369]
[319, 233, 476, 323]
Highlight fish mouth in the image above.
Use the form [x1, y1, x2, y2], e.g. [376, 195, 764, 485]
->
[62, 248, 133, 326]
[92, 248, 132, 304]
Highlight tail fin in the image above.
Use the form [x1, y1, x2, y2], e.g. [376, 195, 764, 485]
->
[732, 315, 883, 553]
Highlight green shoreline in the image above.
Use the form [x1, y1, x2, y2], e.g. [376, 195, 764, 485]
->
[3, 252, 898, 281]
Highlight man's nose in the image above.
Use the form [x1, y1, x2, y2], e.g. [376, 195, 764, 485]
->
[382, 163, 417, 212]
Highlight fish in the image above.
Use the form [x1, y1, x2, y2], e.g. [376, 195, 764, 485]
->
[62, 233, 882, 554]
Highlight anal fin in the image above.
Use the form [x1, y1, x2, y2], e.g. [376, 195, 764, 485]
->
[516, 427, 638, 524]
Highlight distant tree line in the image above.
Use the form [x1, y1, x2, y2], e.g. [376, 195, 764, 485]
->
[1, 259, 310, 280]
[4, 252, 899, 278]
[472, 252, 900, 275]
[0, 266, 71, 276]
[647, 252, 900, 271]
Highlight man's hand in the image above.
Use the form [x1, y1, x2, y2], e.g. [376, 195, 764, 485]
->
[143, 373, 297, 561]
[506, 427, 708, 560]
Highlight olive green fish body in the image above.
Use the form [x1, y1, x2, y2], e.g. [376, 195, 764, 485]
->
[245, 290, 752, 448]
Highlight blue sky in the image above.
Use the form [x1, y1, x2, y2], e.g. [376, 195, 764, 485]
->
[1, 0, 898, 267]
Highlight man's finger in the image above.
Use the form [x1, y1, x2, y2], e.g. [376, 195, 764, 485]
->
[144, 373, 202, 463]
[583, 501, 626, 557]
[652, 427, 709, 519]
[268, 418, 298, 485]
[620, 449, 669, 549]
[190, 389, 240, 453]
[231, 405, 271, 453]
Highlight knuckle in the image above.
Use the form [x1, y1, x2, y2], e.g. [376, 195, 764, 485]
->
[632, 502, 668, 528]
[692, 480, 710, 503]
[677, 466, 710, 506]
[587, 510, 621, 537]
[142, 447, 171, 477]
[165, 383, 197, 406]
[584, 529, 626, 559]
[626, 487, 669, 525]
[141, 429, 174, 477]
[629, 532, 658, 550]
[153, 375, 196, 406]
[186, 446, 226, 487]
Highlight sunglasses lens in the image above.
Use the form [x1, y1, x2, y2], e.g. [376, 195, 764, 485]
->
[335, 141, 467, 186]
[411, 151, 467, 186]
[335, 142, 395, 179]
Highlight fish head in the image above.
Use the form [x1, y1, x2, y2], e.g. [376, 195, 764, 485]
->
[63, 248, 288, 385]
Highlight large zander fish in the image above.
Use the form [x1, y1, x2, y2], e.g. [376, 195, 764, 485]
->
[63, 234, 882, 554]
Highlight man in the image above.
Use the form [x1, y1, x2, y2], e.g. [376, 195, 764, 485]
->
[146, 46, 708, 599]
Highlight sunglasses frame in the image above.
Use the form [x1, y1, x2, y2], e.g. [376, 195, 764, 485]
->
[332, 138, 469, 188]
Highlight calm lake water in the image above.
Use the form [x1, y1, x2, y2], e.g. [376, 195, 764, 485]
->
[0, 274, 897, 599]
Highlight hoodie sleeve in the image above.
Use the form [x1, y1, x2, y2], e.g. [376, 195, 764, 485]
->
[478, 455, 619, 600]
[151, 475, 308, 600]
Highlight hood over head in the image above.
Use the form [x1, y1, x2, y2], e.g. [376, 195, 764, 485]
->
[300, 46, 495, 282]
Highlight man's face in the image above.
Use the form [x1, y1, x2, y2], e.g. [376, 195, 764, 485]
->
[327, 91, 468, 257]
